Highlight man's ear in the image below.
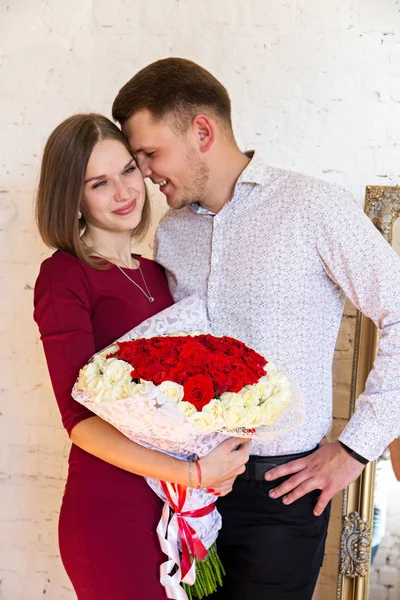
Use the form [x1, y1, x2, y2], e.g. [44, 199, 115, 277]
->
[192, 115, 215, 153]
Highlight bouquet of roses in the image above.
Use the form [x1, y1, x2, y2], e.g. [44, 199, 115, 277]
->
[72, 296, 304, 600]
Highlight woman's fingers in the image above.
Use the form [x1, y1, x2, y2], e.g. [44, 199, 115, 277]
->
[199, 437, 251, 487]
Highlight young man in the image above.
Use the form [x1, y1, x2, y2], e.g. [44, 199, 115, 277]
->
[112, 58, 400, 599]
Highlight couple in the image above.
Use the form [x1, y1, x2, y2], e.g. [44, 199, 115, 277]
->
[34, 58, 400, 600]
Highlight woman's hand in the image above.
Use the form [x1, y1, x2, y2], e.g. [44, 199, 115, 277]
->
[198, 437, 251, 496]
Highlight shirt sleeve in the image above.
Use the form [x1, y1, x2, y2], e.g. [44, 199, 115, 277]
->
[33, 254, 96, 436]
[314, 187, 400, 460]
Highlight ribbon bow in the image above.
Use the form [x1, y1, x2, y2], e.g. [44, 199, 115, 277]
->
[156, 480, 216, 599]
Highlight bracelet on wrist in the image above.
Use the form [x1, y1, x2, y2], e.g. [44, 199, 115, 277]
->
[195, 460, 202, 489]
[188, 460, 194, 495]
[339, 441, 369, 465]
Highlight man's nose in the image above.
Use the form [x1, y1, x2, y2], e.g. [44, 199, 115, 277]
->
[136, 156, 152, 178]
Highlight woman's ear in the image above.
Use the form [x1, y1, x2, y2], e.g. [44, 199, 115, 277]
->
[192, 115, 215, 153]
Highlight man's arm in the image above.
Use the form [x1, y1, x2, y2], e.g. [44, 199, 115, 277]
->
[266, 185, 400, 515]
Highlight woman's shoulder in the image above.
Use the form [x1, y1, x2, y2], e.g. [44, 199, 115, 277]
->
[36, 250, 90, 288]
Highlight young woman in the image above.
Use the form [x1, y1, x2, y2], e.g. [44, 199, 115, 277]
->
[34, 114, 249, 599]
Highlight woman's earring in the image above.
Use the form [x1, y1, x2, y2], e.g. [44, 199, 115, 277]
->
[78, 210, 82, 220]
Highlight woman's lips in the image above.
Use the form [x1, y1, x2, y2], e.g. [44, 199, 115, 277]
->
[113, 199, 136, 216]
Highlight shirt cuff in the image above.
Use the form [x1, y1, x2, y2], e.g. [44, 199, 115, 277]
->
[339, 407, 391, 462]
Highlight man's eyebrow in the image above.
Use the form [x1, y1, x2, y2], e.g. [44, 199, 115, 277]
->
[84, 158, 136, 184]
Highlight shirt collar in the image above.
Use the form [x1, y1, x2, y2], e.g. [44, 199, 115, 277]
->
[190, 151, 269, 215]
[236, 151, 270, 186]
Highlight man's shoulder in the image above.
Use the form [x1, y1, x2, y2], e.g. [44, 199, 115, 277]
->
[158, 206, 199, 231]
[263, 164, 357, 211]
[268, 164, 344, 195]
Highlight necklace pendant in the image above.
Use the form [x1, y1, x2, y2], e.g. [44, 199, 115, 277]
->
[148, 297, 155, 303]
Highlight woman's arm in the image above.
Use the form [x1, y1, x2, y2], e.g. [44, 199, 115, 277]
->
[71, 416, 250, 490]
[389, 438, 400, 481]
[34, 254, 249, 493]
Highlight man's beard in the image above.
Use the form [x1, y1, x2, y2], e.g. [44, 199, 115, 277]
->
[172, 148, 210, 209]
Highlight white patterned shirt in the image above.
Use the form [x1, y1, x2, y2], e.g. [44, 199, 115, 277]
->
[155, 152, 400, 460]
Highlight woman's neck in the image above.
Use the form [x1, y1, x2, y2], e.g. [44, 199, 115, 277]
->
[82, 228, 136, 268]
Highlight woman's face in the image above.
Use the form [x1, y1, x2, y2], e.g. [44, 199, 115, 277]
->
[81, 139, 146, 234]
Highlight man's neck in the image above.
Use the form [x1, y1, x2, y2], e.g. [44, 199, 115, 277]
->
[198, 148, 251, 214]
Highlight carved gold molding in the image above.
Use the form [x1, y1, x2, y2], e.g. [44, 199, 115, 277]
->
[364, 185, 400, 244]
[340, 511, 371, 578]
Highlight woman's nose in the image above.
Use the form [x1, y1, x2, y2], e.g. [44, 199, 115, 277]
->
[114, 180, 131, 202]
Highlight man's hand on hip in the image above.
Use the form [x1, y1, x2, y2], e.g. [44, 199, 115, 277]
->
[264, 441, 365, 516]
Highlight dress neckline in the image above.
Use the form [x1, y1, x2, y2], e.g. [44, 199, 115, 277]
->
[90, 253, 143, 272]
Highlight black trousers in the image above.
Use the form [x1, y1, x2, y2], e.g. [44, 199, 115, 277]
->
[210, 453, 331, 600]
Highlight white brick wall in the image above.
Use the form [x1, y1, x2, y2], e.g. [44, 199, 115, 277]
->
[1, 1, 399, 598]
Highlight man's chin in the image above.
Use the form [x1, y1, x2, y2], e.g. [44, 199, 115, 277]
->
[165, 194, 189, 210]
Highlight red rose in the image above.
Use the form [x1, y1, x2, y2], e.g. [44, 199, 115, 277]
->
[180, 340, 207, 363]
[183, 374, 215, 411]
[223, 371, 244, 393]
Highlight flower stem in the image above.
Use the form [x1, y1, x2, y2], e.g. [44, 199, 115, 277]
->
[182, 542, 225, 598]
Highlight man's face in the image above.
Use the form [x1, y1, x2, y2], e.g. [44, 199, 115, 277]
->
[123, 109, 210, 210]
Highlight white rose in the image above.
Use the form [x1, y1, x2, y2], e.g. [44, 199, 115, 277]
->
[77, 368, 90, 391]
[99, 344, 119, 358]
[87, 375, 110, 396]
[78, 358, 104, 389]
[103, 359, 132, 385]
[129, 381, 145, 394]
[239, 386, 261, 408]
[177, 401, 197, 418]
[219, 392, 244, 408]
[188, 411, 216, 431]
[245, 405, 263, 427]
[264, 361, 279, 375]
[260, 396, 288, 425]
[255, 376, 275, 401]
[158, 381, 184, 404]
[270, 373, 289, 395]
[92, 380, 113, 403]
[93, 356, 108, 372]
[202, 399, 225, 426]
[222, 405, 248, 430]
[85, 360, 102, 375]
[111, 382, 132, 400]
[271, 389, 291, 406]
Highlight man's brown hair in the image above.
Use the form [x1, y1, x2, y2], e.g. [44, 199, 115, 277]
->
[112, 57, 233, 135]
[36, 113, 150, 268]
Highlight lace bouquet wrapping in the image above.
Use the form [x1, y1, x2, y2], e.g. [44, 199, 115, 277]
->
[72, 296, 305, 600]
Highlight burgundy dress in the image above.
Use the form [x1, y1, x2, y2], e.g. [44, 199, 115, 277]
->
[34, 250, 174, 600]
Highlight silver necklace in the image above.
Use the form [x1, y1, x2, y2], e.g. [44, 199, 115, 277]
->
[95, 252, 155, 303]
[116, 264, 155, 303]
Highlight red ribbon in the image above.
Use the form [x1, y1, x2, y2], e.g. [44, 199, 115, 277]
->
[161, 481, 216, 580]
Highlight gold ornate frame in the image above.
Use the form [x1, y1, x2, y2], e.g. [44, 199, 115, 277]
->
[337, 186, 400, 600]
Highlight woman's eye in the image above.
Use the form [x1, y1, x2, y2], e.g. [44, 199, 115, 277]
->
[146, 152, 155, 158]
[123, 166, 136, 175]
[92, 180, 106, 189]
